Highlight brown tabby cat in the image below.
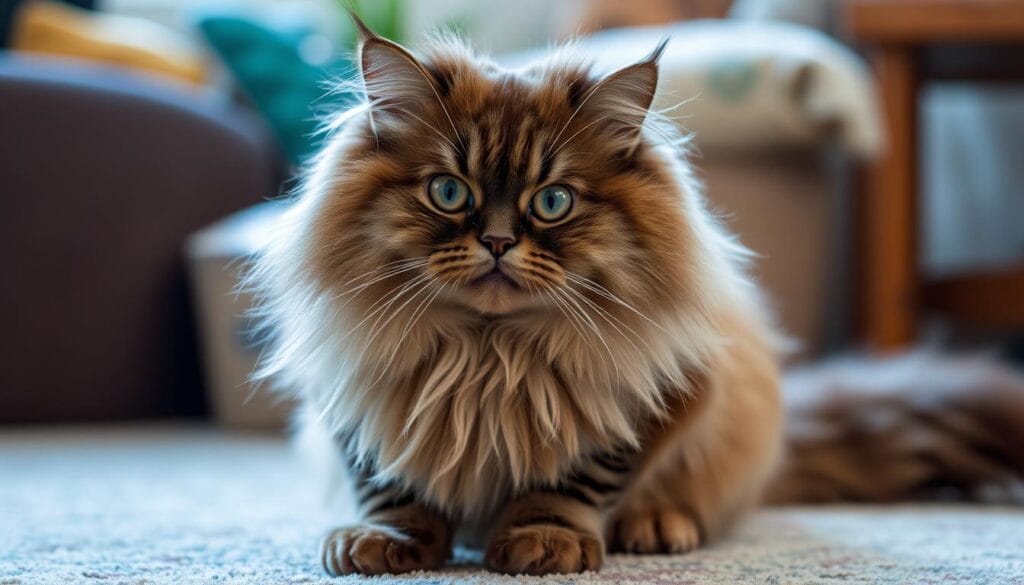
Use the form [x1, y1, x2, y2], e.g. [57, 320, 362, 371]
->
[248, 19, 1024, 577]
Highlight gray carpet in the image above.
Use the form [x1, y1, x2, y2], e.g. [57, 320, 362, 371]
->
[2, 425, 1023, 584]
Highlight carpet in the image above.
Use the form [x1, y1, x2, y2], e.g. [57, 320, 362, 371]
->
[2, 425, 1023, 584]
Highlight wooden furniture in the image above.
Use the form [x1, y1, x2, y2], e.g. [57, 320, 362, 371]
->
[846, 0, 1024, 349]
[574, 0, 734, 33]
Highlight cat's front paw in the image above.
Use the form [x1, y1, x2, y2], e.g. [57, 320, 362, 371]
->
[609, 508, 701, 554]
[320, 524, 445, 576]
[485, 524, 604, 575]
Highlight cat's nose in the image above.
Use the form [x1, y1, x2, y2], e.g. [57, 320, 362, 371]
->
[479, 234, 516, 257]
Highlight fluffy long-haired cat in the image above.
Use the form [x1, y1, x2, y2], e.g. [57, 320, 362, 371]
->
[249, 19, 1024, 576]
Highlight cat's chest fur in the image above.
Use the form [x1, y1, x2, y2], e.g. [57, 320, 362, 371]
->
[338, 317, 644, 517]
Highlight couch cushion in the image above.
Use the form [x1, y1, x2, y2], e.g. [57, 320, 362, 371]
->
[0, 55, 282, 422]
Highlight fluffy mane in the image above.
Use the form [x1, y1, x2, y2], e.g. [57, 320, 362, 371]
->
[247, 34, 763, 516]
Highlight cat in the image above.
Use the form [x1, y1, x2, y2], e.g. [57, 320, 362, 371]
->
[248, 18, 1024, 576]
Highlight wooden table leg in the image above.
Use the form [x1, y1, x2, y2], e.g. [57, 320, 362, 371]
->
[861, 46, 919, 349]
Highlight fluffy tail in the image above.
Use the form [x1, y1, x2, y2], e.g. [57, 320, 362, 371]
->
[767, 352, 1024, 505]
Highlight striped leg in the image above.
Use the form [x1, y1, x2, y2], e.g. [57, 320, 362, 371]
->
[484, 454, 631, 575]
[321, 472, 453, 576]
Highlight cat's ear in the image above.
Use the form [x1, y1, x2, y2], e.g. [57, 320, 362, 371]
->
[580, 39, 668, 155]
[353, 13, 439, 130]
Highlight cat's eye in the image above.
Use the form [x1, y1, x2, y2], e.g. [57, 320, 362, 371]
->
[428, 175, 471, 212]
[531, 186, 573, 222]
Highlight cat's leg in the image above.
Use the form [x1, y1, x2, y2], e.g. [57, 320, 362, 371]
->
[484, 491, 605, 575]
[609, 346, 783, 554]
[321, 479, 453, 576]
[607, 484, 705, 554]
[484, 455, 634, 574]
[608, 417, 781, 554]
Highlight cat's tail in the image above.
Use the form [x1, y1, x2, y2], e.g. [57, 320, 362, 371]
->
[765, 351, 1024, 505]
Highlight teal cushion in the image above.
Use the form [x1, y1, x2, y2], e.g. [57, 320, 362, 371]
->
[196, 15, 358, 165]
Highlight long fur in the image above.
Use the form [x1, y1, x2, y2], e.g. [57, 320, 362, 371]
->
[248, 33, 774, 519]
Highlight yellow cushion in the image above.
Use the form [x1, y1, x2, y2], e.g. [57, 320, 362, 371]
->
[11, 0, 210, 86]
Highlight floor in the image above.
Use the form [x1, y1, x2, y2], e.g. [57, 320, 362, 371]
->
[2, 425, 1023, 584]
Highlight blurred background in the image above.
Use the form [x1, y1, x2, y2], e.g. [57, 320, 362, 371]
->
[1, 0, 1023, 428]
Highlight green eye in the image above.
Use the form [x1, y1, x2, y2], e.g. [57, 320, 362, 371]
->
[428, 175, 471, 212]
[531, 186, 573, 222]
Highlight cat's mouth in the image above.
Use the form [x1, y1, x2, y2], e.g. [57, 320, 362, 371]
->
[469, 265, 521, 290]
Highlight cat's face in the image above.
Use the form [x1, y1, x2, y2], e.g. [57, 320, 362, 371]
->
[309, 32, 692, 319]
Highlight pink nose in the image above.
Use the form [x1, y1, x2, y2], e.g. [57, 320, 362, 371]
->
[480, 234, 516, 257]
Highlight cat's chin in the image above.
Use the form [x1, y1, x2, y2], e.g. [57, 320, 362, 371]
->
[453, 278, 539, 316]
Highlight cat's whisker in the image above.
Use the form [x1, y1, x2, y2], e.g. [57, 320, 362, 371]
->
[402, 280, 447, 345]
[365, 280, 448, 398]
[327, 269, 427, 330]
[338, 256, 430, 290]
[554, 285, 621, 384]
[336, 273, 432, 346]
[385, 281, 451, 435]
[355, 255, 428, 279]
[388, 280, 446, 363]
[331, 260, 428, 303]
[522, 278, 537, 299]
[327, 259, 428, 306]
[563, 285, 649, 359]
[544, 288, 589, 346]
[508, 275, 571, 353]
[347, 288, 435, 405]
[565, 272, 669, 335]
[351, 275, 438, 377]
[524, 276, 554, 303]
[543, 289, 595, 376]
[431, 261, 486, 284]
[356, 275, 432, 344]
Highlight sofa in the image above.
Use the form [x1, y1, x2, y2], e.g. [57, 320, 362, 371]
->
[0, 55, 284, 422]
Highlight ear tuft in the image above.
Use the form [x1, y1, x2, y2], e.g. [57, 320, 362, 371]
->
[645, 36, 670, 66]
[347, 9, 377, 42]
[359, 36, 438, 131]
[580, 39, 668, 154]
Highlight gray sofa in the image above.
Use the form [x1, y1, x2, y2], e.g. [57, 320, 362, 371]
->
[0, 55, 284, 422]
